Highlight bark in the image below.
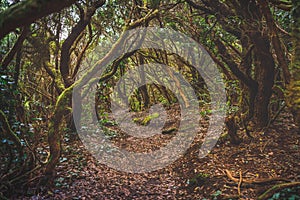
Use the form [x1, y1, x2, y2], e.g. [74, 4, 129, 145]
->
[0, 0, 77, 40]
[72, 24, 94, 79]
[239, 42, 256, 119]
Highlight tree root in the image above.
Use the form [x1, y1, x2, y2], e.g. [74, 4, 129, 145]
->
[237, 170, 242, 197]
[258, 182, 300, 200]
[225, 169, 290, 184]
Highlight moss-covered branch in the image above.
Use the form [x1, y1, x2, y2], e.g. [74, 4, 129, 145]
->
[44, 87, 73, 175]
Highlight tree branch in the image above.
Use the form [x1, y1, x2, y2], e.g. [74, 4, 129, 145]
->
[0, 0, 77, 40]
[1, 26, 29, 69]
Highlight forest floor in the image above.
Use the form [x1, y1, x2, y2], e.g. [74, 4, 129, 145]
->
[15, 106, 300, 200]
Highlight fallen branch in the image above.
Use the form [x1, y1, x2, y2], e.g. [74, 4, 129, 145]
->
[258, 182, 300, 200]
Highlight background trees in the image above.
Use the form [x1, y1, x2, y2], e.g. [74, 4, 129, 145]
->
[0, 0, 299, 198]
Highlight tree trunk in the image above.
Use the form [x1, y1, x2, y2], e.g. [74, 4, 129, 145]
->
[286, 0, 300, 129]
[45, 87, 72, 175]
[251, 32, 275, 127]
[138, 56, 150, 109]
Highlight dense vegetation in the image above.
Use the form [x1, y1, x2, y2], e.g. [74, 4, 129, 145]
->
[0, 0, 299, 199]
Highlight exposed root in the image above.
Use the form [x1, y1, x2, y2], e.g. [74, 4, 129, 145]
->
[258, 182, 300, 200]
[225, 169, 290, 184]
[237, 170, 242, 197]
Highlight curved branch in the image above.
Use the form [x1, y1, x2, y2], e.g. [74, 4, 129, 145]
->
[60, 0, 105, 87]
[215, 38, 258, 90]
[1, 26, 29, 69]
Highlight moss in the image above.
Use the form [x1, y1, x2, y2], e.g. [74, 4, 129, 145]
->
[141, 112, 160, 125]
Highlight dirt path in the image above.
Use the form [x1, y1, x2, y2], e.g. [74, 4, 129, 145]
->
[15, 109, 300, 199]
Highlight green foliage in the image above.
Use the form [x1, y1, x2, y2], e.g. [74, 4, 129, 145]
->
[187, 173, 210, 186]
[98, 113, 118, 138]
[0, 68, 29, 194]
[200, 109, 212, 118]
[98, 113, 117, 126]
[268, 186, 300, 200]
[129, 95, 141, 112]
[0, 67, 25, 148]
[0, 0, 10, 12]
[0, 69, 17, 120]
[272, 7, 292, 33]
[211, 190, 222, 200]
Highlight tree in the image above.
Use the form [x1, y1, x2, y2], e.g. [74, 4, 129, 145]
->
[183, 0, 291, 127]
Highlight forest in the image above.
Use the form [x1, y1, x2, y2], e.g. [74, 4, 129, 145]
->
[0, 0, 299, 199]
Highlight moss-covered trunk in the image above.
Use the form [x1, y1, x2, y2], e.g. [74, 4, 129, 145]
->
[287, 0, 300, 128]
[45, 87, 73, 175]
